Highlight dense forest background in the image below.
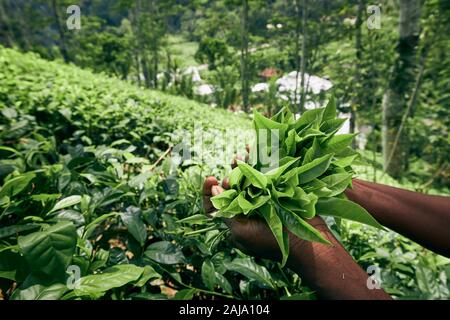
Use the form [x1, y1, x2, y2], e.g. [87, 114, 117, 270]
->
[1, 0, 448, 189]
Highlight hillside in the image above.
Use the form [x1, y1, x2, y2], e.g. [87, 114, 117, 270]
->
[0, 48, 287, 301]
[0, 47, 448, 301]
[0, 47, 250, 156]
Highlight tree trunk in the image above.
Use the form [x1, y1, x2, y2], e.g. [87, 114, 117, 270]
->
[135, 53, 141, 86]
[299, 0, 307, 114]
[134, 0, 151, 88]
[129, 4, 142, 86]
[153, 47, 158, 89]
[350, 0, 364, 147]
[14, 2, 32, 51]
[150, 0, 159, 89]
[51, 0, 70, 62]
[141, 55, 151, 88]
[0, 1, 13, 47]
[240, 0, 250, 112]
[293, 0, 301, 111]
[382, 0, 421, 179]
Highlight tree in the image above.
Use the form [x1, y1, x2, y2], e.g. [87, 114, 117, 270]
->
[50, 0, 70, 62]
[125, 0, 176, 88]
[191, 0, 251, 111]
[382, 0, 421, 179]
[349, 0, 364, 142]
[69, 17, 133, 79]
[295, 0, 308, 113]
[195, 38, 230, 70]
[0, 1, 13, 47]
[240, 0, 250, 112]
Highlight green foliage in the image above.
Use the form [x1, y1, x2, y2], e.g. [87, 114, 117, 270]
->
[69, 17, 133, 79]
[207, 65, 241, 109]
[0, 47, 313, 300]
[195, 37, 231, 70]
[18, 221, 77, 279]
[0, 0, 447, 301]
[341, 220, 450, 300]
[0, 47, 249, 155]
[212, 99, 383, 266]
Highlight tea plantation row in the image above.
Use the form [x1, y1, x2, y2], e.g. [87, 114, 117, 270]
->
[0, 47, 448, 300]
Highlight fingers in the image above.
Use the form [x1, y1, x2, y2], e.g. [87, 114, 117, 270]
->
[203, 176, 219, 196]
[203, 176, 219, 214]
[204, 143, 249, 214]
[224, 215, 283, 261]
[222, 177, 230, 190]
[231, 146, 250, 169]
[231, 157, 242, 169]
[211, 185, 224, 196]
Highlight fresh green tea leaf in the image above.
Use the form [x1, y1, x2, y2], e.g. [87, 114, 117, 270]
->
[211, 189, 238, 210]
[322, 97, 337, 121]
[174, 288, 197, 300]
[134, 265, 161, 287]
[74, 264, 144, 298]
[276, 203, 330, 244]
[260, 204, 289, 266]
[322, 134, 357, 154]
[228, 167, 243, 188]
[11, 283, 68, 300]
[296, 153, 334, 183]
[237, 161, 268, 189]
[201, 259, 217, 290]
[316, 198, 384, 230]
[144, 241, 186, 264]
[18, 221, 77, 278]
[0, 172, 36, 198]
[48, 195, 82, 214]
[319, 173, 353, 197]
[227, 257, 275, 290]
[121, 206, 148, 246]
[294, 108, 325, 131]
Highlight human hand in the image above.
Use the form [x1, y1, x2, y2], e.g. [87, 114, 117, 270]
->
[203, 155, 392, 300]
[203, 175, 328, 263]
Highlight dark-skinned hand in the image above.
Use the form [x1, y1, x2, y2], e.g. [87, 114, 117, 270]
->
[202, 164, 328, 264]
[202, 157, 393, 300]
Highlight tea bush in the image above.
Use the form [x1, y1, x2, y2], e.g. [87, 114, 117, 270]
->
[0, 47, 448, 300]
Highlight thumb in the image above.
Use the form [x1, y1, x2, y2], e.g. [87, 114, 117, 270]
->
[211, 185, 224, 196]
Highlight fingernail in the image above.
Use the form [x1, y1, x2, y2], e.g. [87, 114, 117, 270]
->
[231, 159, 237, 169]
[222, 177, 230, 189]
[211, 185, 222, 196]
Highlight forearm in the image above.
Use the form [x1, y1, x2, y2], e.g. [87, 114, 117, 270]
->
[345, 179, 450, 257]
[286, 218, 392, 300]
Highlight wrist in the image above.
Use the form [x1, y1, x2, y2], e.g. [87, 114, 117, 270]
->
[285, 216, 333, 270]
[285, 216, 392, 300]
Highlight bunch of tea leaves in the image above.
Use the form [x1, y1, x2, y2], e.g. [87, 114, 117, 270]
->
[211, 98, 383, 266]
